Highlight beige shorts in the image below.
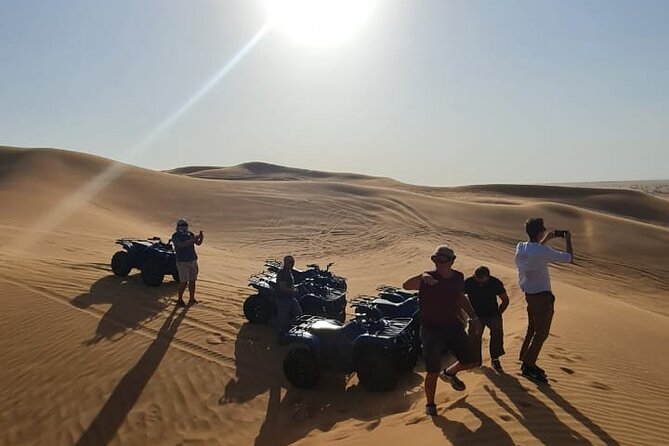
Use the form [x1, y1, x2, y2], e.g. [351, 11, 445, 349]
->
[176, 260, 199, 283]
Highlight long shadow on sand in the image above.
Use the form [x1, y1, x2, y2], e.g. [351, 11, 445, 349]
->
[75, 305, 188, 446]
[431, 396, 515, 445]
[71, 274, 176, 344]
[482, 368, 620, 445]
[221, 323, 424, 446]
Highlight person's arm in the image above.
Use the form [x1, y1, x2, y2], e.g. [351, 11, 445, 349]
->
[498, 292, 510, 314]
[195, 230, 204, 246]
[460, 293, 482, 334]
[403, 273, 437, 290]
[565, 231, 574, 262]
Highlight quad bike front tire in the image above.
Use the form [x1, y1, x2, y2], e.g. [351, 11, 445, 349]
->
[111, 251, 132, 277]
[141, 260, 164, 286]
[356, 349, 400, 391]
[243, 294, 274, 324]
[284, 347, 321, 389]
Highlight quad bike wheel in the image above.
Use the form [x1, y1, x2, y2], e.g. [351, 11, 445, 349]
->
[111, 251, 132, 277]
[141, 260, 164, 286]
[243, 294, 274, 324]
[356, 349, 399, 391]
[284, 348, 321, 389]
[398, 346, 420, 373]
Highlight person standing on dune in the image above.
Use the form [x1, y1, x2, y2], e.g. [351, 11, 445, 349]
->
[515, 217, 573, 383]
[403, 245, 481, 417]
[171, 218, 204, 307]
[465, 266, 510, 373]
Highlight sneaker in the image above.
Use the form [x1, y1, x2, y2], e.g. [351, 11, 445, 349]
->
[492, 358, 504, 373]
[521, 364, 548, 384]
[425, 403, 437, 416]
[439, 371, 466, 391]
[188, 298, 199, 306]
[521, 362, 547, 378]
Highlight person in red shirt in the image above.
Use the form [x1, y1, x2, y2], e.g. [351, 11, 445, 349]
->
[403, 245, 481, 417]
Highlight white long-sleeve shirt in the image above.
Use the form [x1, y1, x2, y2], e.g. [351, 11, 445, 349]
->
[515, 242, 572, 294]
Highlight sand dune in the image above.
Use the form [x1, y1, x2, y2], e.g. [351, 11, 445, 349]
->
[1, 146, 668, 446]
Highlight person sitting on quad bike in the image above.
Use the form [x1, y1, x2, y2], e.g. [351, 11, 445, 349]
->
[171, 218, 204, 307]
[276, 255, 303, 342]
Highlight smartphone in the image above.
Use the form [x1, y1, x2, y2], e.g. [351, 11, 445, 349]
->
[553, 229, 568, 237]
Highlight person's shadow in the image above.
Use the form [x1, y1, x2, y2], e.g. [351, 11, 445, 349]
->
[482, 368, 620, 445]
[74, 305, 188, 446]
[220, 323, 424, 446]
[71, 274, 177, 344]
[431, 396, 515, 446]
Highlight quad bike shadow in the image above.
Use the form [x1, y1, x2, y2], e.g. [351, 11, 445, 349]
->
[221, 323, 424, 446]
[71, 273, 176, 344]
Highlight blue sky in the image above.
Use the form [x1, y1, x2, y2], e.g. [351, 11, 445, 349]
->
[1, 0, 667, 185]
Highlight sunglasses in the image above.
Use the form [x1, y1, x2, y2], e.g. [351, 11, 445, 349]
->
[434, 257, 455, 264]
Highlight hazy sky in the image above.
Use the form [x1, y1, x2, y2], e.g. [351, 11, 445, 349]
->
[1, 0, 667, 186]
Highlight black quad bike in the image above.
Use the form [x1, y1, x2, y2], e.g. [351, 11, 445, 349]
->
[243, 261, 347, 324]
[281, 303, 419, 392]
[110, 237, 179, 286]
[350, 285, 421, 348]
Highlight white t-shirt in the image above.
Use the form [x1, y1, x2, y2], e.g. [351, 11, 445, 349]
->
[515, 241, 572, 294]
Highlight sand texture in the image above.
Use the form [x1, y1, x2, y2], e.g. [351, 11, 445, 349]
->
[1, 146, 668, 446]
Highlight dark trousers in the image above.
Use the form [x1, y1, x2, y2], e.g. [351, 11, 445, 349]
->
[471, 314, 505, 364]
[275, 297, 302, 338]
[519, 292, 555, 366]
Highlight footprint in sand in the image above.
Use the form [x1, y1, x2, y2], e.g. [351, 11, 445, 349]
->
[560, 367, 575, 375]
[206, 333, 224, 345]
[499, 414, 513, 422]
[591, 381, 612, 391]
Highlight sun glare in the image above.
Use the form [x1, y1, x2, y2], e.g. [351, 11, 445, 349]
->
[265, 0, 378, 47]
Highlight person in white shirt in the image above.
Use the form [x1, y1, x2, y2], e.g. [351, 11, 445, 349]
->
[515, 217, 573, 383]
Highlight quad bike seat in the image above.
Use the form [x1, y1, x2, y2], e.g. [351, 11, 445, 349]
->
[310, 319, 344, 335]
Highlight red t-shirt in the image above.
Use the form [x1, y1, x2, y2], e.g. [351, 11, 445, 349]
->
[418, 269, 465, 327]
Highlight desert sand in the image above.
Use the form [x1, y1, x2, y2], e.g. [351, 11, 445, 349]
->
[1, 146, 668, 446]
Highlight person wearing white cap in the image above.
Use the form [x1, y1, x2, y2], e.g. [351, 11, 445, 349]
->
[171, 218, 204, 306]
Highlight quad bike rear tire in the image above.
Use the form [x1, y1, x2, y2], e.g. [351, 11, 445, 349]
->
[141, 260, 164, 286]
[284, 348, 321, 389]
[356, 349, 399, 391]
[398, 346, 420, 373]
[111, 251, 132, 277]
[243, 294, 274, 324]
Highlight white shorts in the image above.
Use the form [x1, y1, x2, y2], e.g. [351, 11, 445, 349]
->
[177, 260, 199, 283]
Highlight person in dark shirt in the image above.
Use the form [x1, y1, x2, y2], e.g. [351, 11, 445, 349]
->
[171, 218, 204, 307]
[403, 245, 481, 417]
[464, 266, 510, 373]
[275, 255, 303, 342]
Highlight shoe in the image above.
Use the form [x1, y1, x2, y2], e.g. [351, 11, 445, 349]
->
[176, 300, 186, 307]
[425, 403, 437, 416]
[521, 362, 547, 378]
[521, 364, 548, 384]
[188, 298, 199, 305]
[492, 358, 504, 373]
[439, 371, 466, 391]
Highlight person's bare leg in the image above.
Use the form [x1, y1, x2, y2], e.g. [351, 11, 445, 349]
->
[188, 280, 198, 304]
[177, 282, 187, 306]
[445, 361, 478, 376]
[425, 372, 438, 406]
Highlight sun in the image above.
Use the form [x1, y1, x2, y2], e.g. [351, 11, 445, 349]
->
[265, 0, 378, 48]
